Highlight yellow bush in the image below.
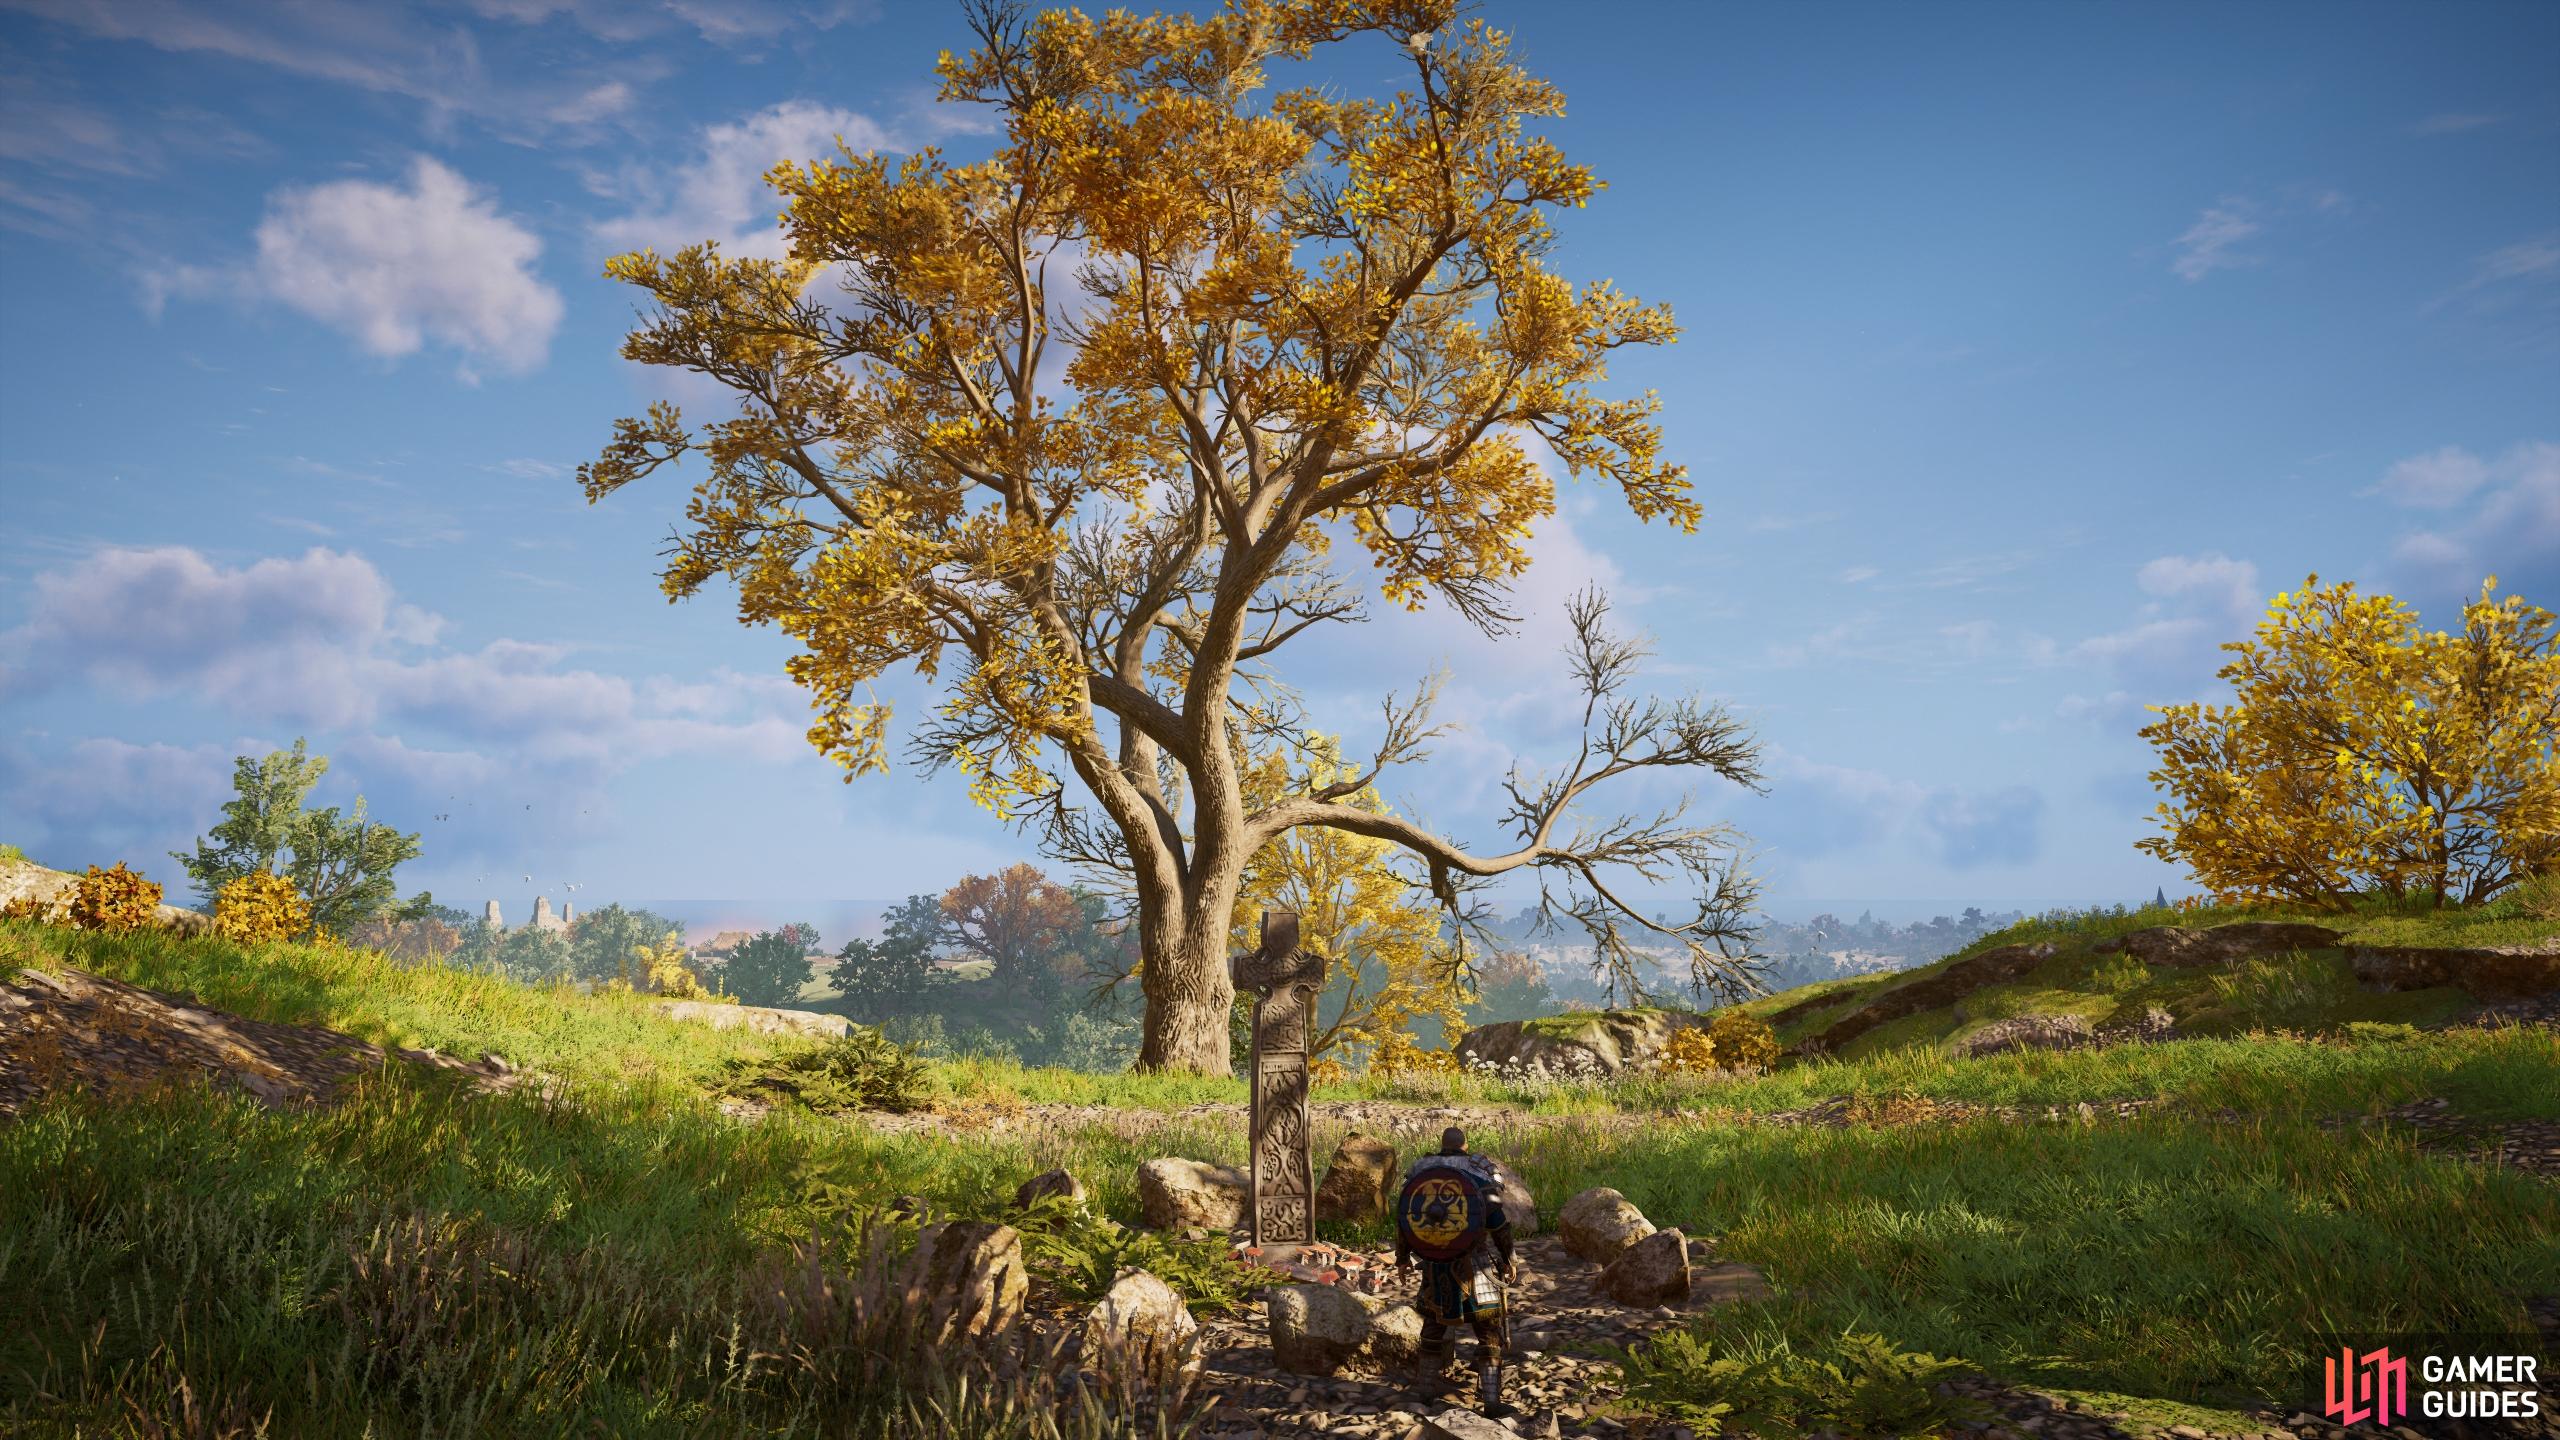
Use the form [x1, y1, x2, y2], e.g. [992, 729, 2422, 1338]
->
[1706, 1008, 1782, 1070]
[638, 931, 733, 1002]
[70, 862, 160, 932]
[1656, 1025, 1721, 1074]
[1367, 1030, 1459, 1077]
[213, 871, 314, 943]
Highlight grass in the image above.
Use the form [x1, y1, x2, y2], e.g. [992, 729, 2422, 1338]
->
[6, 904, 2559, 1435]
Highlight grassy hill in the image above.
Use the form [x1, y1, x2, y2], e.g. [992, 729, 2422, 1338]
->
[3, 894, 2556, 1439]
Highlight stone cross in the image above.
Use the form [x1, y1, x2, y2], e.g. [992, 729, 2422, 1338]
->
[1230, 909, 1327, 1251]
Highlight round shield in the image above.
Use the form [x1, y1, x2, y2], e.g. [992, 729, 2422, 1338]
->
[1396, 1162, 1489, 1263]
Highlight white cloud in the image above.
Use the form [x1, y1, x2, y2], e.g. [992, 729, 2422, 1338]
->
[0, 544, 805, 769]
[2171, 201, 2261, 282]
[2414, 113, 2496, 136]
[2467, 235, 2560, 288]
[592, 100, 896, 260]
[2377, 442, 2560, 602]
[2134, 551, 2261, 614]
[2369, 445, 2492, 508]
[2056, 552, 2262, 717]
[1836, 566, 1880, 585]
[1751, 749, 2045, 871]
[149, 157, 564, 377]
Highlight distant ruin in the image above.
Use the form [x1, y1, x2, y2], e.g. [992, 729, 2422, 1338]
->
[481, 897, 572, 936]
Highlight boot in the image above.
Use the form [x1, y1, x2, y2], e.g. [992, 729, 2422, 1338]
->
[1477, 1359, 1517, 1420]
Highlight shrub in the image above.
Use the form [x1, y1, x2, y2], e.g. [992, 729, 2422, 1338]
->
[0, 842, 25, 863]
[213, 870, 314, 943]
[0, 893, 62, 924]
[1366, 1030, 1460, 1077]
[714, 1027, 929, 1114]
[70, 861, 161, 933]
[1008, 1193, 1260, 1316]
[1617, 1323, 1983, 1439]
[1705, 1009, 1782, 1071]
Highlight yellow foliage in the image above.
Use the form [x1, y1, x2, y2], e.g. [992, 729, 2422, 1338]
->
[2137, 575, 2560, 909]
[1655, 1010, 1781, 1073]
[1233, 735, 1466, 1069]
[1, 894, 63, 925]
[1705, 1008, 1781, 1070]
[70, 862, 161, 933]
[213, 870, 313, 943]
[1366, 1030, 1461, 1078]
[634, 930, 731, 1002]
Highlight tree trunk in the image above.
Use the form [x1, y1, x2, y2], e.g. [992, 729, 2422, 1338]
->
[1136, 903, 1240, 1075]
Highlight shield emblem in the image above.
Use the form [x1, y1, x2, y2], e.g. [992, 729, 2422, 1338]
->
[1397, 1163, 1488, 1263]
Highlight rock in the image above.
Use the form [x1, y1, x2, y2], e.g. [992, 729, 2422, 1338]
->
[1558, 1186, 1655, 1262]
[0, 855, 211, 936]
[2093, 922, 2346, 968]
[1456, 1008, 1710, 1077]
[1316, 1133, 1398, 1223]
[1136, 1157, 1249, 1232]
[1422, 1412, 1524, 1440]
[1954, 1013, 2093, 1058]
[654, 999, 850, 1040]
[902, 1219, 1027, 1346]
[1362, 1299, 1424, 1367]
[1693, 1260, 1773, 1305]
[1798, 943, 2059, 1055]
[2348, 940, 2560, 1001]
[1268, 1282, 1371, 1375]
[2101, 1003, 2178, 1043]
[1014, 1166, 1086, 1212]
[1488, 1159, 1540, 1236]
[1081, 1268, 1198, 1386]
[1603, 1227, 1691, 1306]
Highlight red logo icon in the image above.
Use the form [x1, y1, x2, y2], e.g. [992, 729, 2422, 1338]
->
[2323, 1346, 2410, 1429]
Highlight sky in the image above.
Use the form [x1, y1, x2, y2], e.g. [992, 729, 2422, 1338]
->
[1, 0, 2554, 944]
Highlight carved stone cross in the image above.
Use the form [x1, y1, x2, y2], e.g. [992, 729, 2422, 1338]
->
[1230, 909, 1327, 1251]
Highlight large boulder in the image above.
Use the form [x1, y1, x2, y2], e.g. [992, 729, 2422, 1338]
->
[1602, 1227, 1692, 1307]
[1954, 1013, 2093, 1058]
[1267, 1282, 1371, 1375]
[1488, 1159, 1540, 1236]
[2093, 922, 2346, 968]
[1361, 1298, 1425, 1367]
[1558, 1186, 1655, 1263]
[902, 1220, 1027, 1345]
[1315, 1133, 1398, 1223]
[1456, 1008, 1708, 1077]
[1081, 1268, 1198, 1387]
[655, 999, 850, 1040]
[1135, 1157, 1248, 1232]
[1014, 1167, 1086, 1212]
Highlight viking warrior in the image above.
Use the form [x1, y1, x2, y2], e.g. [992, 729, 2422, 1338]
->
[1393, 1126, 1519, 1417]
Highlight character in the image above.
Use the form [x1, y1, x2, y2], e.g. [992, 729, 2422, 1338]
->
[1393, 1125, 1519, 1418]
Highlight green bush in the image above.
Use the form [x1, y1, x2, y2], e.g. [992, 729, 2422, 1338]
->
[1617, 1322, 1984, 1438]
[1007, 1193, 1260, 1316]
[714, 1027, 930, 1114]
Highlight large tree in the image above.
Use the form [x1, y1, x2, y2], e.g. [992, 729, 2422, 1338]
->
[580, 0, 1765, 1072]
[941, 862, 1086, 995]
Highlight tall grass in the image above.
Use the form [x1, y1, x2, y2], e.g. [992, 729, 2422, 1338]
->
[0, 1068, 1208, 1438]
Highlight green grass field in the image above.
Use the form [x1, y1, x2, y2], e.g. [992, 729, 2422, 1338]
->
[4, 902, 2556, 1438]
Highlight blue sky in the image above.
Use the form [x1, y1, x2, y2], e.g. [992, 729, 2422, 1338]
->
[1, 0, 2554, 941]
